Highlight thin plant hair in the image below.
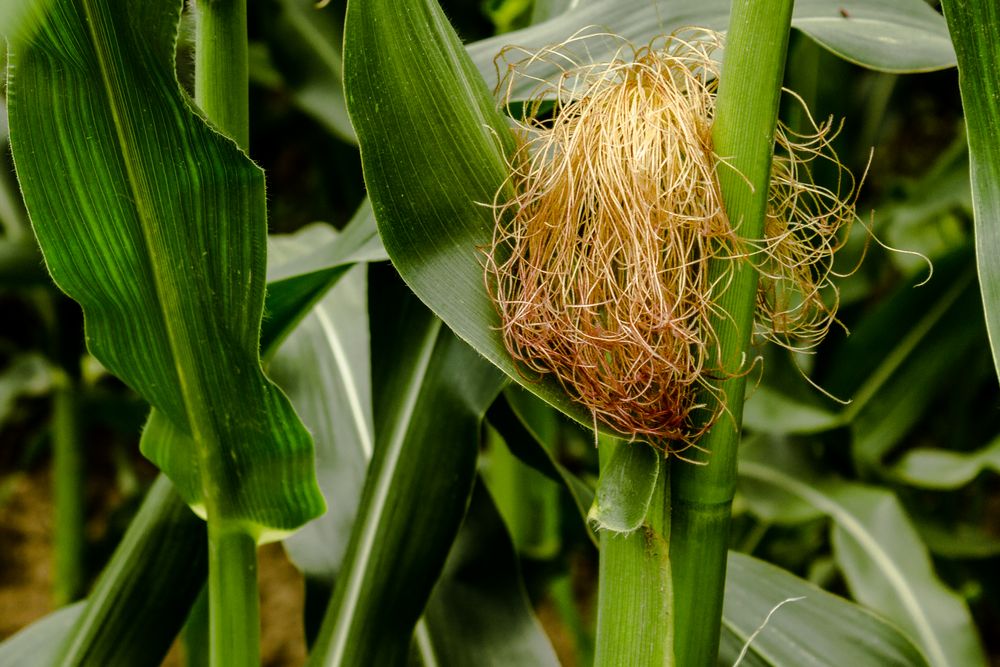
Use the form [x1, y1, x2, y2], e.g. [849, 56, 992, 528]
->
[485, 28, 861, 453]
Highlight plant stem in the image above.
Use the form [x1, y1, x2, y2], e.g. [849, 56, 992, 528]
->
[207, 525, 259, 666]
[194, 2, 258, 665]
[53, 378, 85, 606]
[594, 438, 672, 666]
[669, 1, 794, 665]
[195, 0, 250, 150]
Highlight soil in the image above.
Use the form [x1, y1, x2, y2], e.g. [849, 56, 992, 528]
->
[0, 466, 307, 666]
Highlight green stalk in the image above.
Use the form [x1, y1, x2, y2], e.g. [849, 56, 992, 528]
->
[53, 378, 85, 606]
[594, 438, 672, 666]
[207, 525, 259, 666]
[195, 0, 250, 150]
[194, 2, 258, 665]
[669, 1, 794, 665]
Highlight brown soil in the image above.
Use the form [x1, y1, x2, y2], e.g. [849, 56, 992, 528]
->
[0, 466, 307, 666]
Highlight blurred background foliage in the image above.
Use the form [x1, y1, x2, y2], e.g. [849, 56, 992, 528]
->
[0, 0, 996, 665]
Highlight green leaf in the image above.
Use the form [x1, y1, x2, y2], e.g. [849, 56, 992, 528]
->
[742, 385, 843, 436]
[269, 230, 373, 580]
[467, 0, 955, 101]
[260, 0, 356, 144]
[740, 438, 987, 667]
[822, 249, 983, 472]
[0, 476, 205, 667]
[891, 436, 1000, 490]
[345, 0, 623, 435]
[721, 552, 930, 667]
[5, 223, 382, 666]
[941, 0, 1000, 384]
[263, 201, 386, 356]
[487, 388, 596, 537]
[0, 0, 51, 40]
[306, 266, 506, 666]
[419, 482, 561, 666]
[8, 0, 323, 538]
[588, 439, 660, 533]
[0, 604, 84, 667]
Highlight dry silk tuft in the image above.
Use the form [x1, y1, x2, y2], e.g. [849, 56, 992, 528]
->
[485, 29, 859, 452]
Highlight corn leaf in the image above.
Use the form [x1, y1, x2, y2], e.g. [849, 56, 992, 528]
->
[259, 0, 356, 145]
[344, 0, 608, 432]
[306, 266, 506, 665]
[940, 0, 1000, 385]
[891, 436, 1000, 490]
[0, 604, 83, 667]
[264, 243, 557, 664]
[8, 0, 325, 538]
[721, 552, 930, 667]
[588, 440, 660, 533]
[419, 482, 561, 666]
[270, 232, 373, 580]
[468, 0, 955, 101]
[0, 0, 51, 40]
[739, 438, 986, 667]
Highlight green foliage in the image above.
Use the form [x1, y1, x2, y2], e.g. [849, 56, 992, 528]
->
[1, 0, 998, 665]
[8, 0, 323, 539]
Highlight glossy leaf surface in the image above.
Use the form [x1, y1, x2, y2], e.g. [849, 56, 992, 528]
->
[307, 266, 506, 666]
[941, 0, 1000, 383]
[721, 552, 930, 667]
[8, 0, 323, 537]
[467, 0, 955, 101]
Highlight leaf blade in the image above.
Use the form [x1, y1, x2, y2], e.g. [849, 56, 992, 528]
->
[8, 0, 323, 536]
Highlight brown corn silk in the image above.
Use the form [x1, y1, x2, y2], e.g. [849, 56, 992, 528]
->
[486, 30, 856, 452]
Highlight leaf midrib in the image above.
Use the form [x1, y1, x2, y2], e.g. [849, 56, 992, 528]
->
[80, 0, 219, 495]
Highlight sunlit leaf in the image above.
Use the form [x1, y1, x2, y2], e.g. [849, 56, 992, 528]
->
[8, 0, 323, 538]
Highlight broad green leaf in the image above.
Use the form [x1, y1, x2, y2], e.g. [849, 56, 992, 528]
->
[263, 201, 386, 355]
[467, 0, 955, 100]
[740, 438, 986, 667]
[822, 249, 984, 472]
[742, 385, 843, 436]
[419, 482, 561, 667]
[483, 426, 562, 559]
[269, 230, 373, 580]
[10, 223, 382, 666]
[0, 0, 51, 41]
[344, 0, 601, 432]
[588, 439, 660, 533]
[0, 604, 83, 667]
[487, 388, 596, 536]
[307, 266, 506, 666]
[259, 0, 356, 144]
[941, 0, 1000, 384]
[8, 0, 323, 538]
[721, 552, 930, 667]
[891, 436, 1000, 490]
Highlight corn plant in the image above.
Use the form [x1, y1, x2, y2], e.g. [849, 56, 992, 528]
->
[0, 0, 997, 665]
